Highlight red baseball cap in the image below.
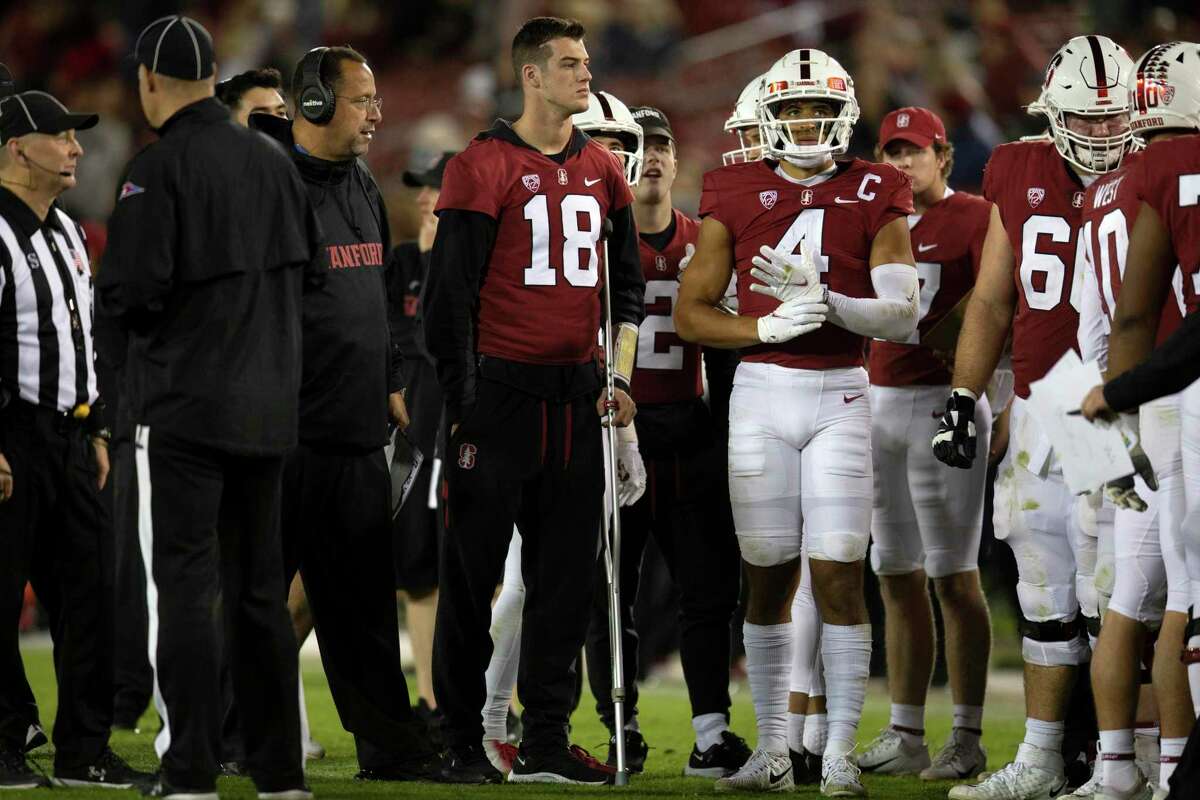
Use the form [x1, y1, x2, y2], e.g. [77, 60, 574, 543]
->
[879, 106, 947, 149]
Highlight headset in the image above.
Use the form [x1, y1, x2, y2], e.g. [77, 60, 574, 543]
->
[298, 47, 335, 125]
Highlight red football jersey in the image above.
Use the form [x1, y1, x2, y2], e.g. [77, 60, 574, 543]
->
[868, 189, 990, 386]
[699, 158, 913, 370]
[436, 133, 634, 365]
[1136, 135, 1200, 317]
[984, 140, 1090, 398]
[633, 210, 702, 405]
[1082, 151, 1183, 346]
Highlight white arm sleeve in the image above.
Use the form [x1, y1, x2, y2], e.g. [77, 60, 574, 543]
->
[1077, 259, 1110, 371]
[824, 262, 919, 342]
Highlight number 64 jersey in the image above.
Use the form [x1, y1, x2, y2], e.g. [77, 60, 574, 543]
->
[699, 158, 913, 369]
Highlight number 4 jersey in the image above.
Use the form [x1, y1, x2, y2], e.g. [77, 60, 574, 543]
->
[699, 158, 913, 370]
[984, 139, 1090, 398]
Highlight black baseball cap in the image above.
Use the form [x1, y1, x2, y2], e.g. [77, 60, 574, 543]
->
[630, 106, 673, 142]
[133, 15, 215, 81]
[402, 152, 457, 189]
[0, 91, 98, 144]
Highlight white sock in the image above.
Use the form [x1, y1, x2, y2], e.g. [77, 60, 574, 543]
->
[744, 621, 792, 754]
[890, 703, 925, 746]
[804, 712, 828, 755]
[1099, 729, 1139, 793]
[1161, 736, 1186, 790]
[482, 531, 524, 741]
[787, 712, 806, 753]
[693, 713, 727, 752]
[1023, 718, 1064, 752]
[821, 623, 871, 757]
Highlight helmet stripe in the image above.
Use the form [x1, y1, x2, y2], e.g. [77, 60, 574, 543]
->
[596, 92, 614, 121]
[799, 49, 811, 80]
[1087, 35, 1109, 98]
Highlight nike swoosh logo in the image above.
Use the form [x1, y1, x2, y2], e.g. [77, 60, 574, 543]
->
[834, 197, 859, 204]
[768, 769, 789, 785]
[584, 177, 602, 186]
[843, 393, 863, 403]
[918, 243, 937, 252]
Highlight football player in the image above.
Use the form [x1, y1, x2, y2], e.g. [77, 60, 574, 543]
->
[424, 16, 644, 785]
[932, 35, 1136, 800]
[1077, 41, 1200, 800]
[580, 102, 752, 778]
[858, 107, 993, 781]
[724, 76, 766, 165]
[677, 48, 919, 795]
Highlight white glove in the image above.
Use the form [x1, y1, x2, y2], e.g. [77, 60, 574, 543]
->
[676, 242, 695, 279]
[756, 298, 828, 343]
[616, 437, 647, 507]
[1103, 414, 1158, 511]
[749, 244, 825, 303]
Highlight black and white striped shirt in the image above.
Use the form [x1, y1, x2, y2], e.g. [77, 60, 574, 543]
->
[0, 186, 98, 413]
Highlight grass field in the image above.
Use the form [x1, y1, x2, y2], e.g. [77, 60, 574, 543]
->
[19, 645, 1027, 798]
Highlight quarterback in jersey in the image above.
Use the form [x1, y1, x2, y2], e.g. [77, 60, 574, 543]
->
[677, 48, 918, 796]
[859, 106, 994, 782]
[933, 35, 1136, 800]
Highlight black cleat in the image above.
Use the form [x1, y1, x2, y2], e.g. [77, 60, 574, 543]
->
[141, 778, 217, 798]
[54, 747, 155, 789]
[219, 761, 244, 777]
[508, 743, 616, 785]
[684, 730, 752, 778]
[606, 729, 649, 774]
[24, 724, 47, 753]
[790, 747, 823, 785]
[355, 752, 441, 782]
[0, 749, 50, 790]
[437, 744, 503, 784]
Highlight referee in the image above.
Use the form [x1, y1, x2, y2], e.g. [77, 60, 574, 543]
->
[0, 91, 149, 789]
[97, 16, 318, 798]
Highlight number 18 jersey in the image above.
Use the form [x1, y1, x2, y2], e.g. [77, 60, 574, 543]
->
[699, 158, 913, 370]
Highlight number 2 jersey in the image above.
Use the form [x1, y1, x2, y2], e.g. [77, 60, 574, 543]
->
[984, 139, 1091, 398]
[425, 121, 645, 418]
[699, 158, 913, 370]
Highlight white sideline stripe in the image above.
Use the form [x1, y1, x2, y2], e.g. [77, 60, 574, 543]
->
[135, 424, 173, 759]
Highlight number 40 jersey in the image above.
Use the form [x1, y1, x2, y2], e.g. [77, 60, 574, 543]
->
[699, 158, 913, 370]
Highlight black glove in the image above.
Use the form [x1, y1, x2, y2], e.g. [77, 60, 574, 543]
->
[932, 390, 977, 469]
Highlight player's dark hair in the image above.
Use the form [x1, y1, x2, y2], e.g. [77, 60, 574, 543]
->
[291, 45, 367, 101]
[216, 67, 284, 109]
[511, 17, 586, 83]
[934, 140, 955, 179]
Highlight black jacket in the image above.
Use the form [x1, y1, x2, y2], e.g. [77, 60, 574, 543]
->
[98, 98, 321, 456]
[253, 114, 403, 453]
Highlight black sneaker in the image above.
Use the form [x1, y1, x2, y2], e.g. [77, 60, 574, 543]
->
[355, 752, 441, 782]
[683, 730, 752, 778]
[0, 749, 50, 790]
[437, 744, 503, 784]
[55, 747, 155, 789]
[24, 724, 47, 753]
[508, 743, 616, 785]
[790, 747, 822, 785]
[605, 729, 649, 773]
[141, 778, 217, 798]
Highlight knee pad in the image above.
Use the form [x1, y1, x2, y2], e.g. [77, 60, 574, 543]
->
[737, 529, 801, 568]
[1016, 580, 1078, 625]
[1019, 614, 1090, 666]
[807, 530, 868, 563]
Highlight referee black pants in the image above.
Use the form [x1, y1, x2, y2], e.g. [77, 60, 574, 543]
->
[281, 443, 430, 771]
[434, 378, 603, 754]
[585, 400, 741, 730]
[0, 402, 113, 768]
[134, 426, 303, 793]
[109, 437, 153, 727]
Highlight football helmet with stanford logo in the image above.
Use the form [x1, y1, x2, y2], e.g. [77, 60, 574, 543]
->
[723, 75, 765, 165]
[572, 90, 644, 185]
[1129, 41, 1200, 137]
[757, 48, 859, 167]
[1027, 35, 1134, 174]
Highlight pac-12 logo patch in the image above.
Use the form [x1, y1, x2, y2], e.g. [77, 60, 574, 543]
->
[522, 174, 540, 192]
[759, 190, 778, 210]
[1027, 187, 1045, 208]
[457, 443, 477, 470]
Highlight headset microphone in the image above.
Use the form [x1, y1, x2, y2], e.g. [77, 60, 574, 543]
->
[20, 150, 73, 178]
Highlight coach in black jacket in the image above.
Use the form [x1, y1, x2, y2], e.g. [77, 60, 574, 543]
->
[97, 16, 316, 798]
[250, 45, 435, 781]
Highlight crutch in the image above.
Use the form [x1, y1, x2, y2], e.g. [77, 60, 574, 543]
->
[599, 218, 629, 786]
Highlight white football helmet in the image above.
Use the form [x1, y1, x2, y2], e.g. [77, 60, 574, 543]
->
[573, 90, 644, 185]
[1027, 35, 1134, 174]
[723, 75, 765, 165]
[757, 49, 859, 167]
[1129, 41, 1200, 137]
